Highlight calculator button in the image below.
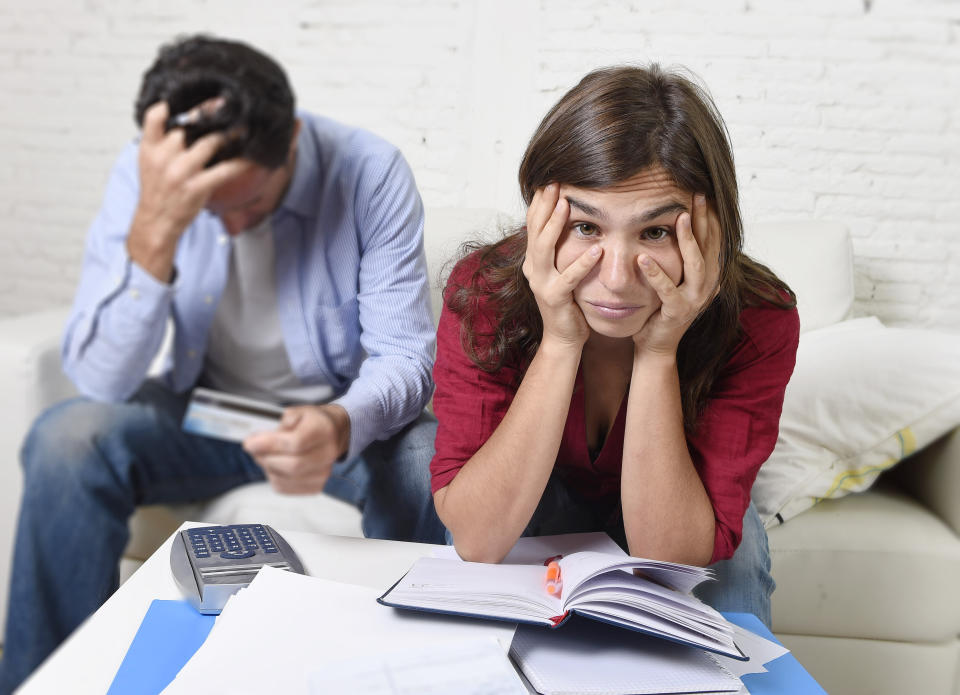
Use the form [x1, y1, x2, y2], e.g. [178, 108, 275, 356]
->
[219, 549, 256, 560]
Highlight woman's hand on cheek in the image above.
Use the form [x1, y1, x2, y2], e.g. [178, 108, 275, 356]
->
[523, 184, 603, 349]
[632, 195, 721, 356]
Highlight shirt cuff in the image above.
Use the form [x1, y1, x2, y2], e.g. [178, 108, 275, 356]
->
[331, 381, 388, 463]
[116, 258, 175, 321]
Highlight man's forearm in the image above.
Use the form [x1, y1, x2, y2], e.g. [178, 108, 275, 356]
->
[331, 351, 432, 461]
[125, 213, 181, 283]
[62, 254, 174, 402]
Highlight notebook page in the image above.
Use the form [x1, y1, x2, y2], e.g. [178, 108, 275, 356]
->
[556, 552, 710, 599]
[383, 557, 563, 622]
[510, 618, 741, 695]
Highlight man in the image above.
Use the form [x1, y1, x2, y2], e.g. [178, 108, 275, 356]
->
[0, 35, 442, 692]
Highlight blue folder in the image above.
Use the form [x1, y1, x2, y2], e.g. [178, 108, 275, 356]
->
[108, 601, 825, 695]
[106, 600, 215, 695]
[725, 612, 828, 695]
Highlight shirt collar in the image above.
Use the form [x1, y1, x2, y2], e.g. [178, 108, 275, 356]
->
[275, 117, 320, 219]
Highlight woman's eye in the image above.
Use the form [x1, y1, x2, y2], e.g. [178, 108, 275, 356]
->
[643, 227, 671, 241]
[573, 223, 598, 238]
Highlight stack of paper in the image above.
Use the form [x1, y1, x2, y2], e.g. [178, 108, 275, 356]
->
[162, 566, 521, 695]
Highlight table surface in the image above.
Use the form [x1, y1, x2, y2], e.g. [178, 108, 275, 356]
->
[19, 524, 438, 694]
[18, 524, 825, 694]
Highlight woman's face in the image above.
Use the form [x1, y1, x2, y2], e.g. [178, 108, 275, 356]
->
[554, 167, 693, 341]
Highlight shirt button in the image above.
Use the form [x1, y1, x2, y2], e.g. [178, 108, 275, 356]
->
[188, 349, 197, 359]
[218, 234, 229, 245]
[129, 289, 140, 300]
[204, 295, 214, 305]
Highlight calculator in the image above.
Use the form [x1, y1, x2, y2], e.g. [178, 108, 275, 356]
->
[170, 523, 305, 614]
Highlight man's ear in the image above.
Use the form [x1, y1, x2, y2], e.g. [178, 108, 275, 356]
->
[289, 118, 302, 155]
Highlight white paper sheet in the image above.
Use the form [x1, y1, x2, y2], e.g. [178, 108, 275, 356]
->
[161, 566, 516, 695]
[306, 637, 527, 694]
[711, 623, 789, 678]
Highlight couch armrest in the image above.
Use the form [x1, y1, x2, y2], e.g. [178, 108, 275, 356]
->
[891, 426, 960, 536]
[0, 308, 76, 416]
[0, 307, 75, 642]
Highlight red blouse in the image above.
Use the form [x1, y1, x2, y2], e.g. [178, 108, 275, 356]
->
[430, 255, 800, 563]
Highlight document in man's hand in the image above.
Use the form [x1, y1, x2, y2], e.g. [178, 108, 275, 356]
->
[378, 550, 745, 660]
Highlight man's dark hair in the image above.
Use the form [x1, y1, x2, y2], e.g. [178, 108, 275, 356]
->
[134, 35, 296, 168]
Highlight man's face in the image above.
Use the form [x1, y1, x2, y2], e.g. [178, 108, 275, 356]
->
[554, 167, 690, 340]
[205, 161, 293, 236]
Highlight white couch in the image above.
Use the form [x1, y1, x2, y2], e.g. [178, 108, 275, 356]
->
[0, 210, 957, 695]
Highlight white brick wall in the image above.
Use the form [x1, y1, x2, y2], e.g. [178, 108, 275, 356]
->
[0, 0, 957, 329]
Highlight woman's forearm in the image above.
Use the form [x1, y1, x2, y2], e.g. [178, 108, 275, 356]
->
[621, 353, 715, 566]
[434, 339, 581, 563]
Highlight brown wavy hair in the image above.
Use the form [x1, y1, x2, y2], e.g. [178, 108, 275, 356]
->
[446, 64, 795, 430]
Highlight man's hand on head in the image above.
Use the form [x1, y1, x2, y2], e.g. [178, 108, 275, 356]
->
[241, 404, 352, 495]
[126, 100, 252, 282]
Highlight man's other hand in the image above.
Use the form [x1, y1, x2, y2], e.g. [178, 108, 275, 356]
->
[127, 100, 252, 281]
[241, 404, 351, 495]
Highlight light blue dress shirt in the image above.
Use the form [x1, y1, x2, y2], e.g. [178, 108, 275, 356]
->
[62, 113, 435, 460]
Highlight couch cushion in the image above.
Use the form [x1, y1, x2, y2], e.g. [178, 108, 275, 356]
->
[197, 482, 364, 539]
[743, 221, 853, 334]
[768, 481, 960, 643]
[752, 317, 960, 527]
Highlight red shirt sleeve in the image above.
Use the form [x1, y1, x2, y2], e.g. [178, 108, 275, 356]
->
[690, 303, 800, 563]
[429, 257, 523, 493]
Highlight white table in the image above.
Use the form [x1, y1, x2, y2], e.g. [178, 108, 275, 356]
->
[18, 524, 437, 694]
[18, 525, 826, 695]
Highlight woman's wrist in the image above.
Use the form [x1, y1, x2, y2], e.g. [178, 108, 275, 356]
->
[537, 333, 586, 364]
[631, 343, 678, 374]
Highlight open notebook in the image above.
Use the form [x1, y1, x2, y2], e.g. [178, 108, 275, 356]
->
[379, 548, 744, 660]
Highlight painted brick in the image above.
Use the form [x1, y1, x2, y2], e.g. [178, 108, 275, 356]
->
[0, 0, 956, 334]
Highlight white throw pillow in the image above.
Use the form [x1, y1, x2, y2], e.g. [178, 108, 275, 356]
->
[752, 317, 960, 527]
[744, 221, 854, 334]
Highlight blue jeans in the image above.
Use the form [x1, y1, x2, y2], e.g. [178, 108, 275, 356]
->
[506, 474, 775, 627]
[0, 381, 443, 694]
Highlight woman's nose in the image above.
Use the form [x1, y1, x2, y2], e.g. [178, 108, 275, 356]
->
[598, 245, 639, 292]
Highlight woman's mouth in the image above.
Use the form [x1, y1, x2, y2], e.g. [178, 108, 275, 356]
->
[585, 301, 642, 319]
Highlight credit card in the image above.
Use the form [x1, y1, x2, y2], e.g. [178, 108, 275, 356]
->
[182, 387, 284, 443]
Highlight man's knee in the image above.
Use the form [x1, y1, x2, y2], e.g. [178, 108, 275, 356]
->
[369, 411, 437, 492]
[19, 397, 149, 501]
[21, 399, 114, 478]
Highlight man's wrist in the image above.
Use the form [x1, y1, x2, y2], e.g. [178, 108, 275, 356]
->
[127, 213, 182, 283]
[324, 403, 352, 459]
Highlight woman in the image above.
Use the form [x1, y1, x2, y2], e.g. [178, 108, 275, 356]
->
[430, 65, 799, 627]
